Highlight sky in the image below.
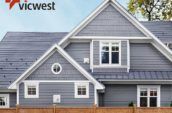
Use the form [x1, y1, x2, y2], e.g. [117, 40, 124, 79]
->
[0, 0, 129, 40]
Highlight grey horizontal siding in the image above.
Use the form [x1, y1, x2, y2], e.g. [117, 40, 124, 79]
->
[10, 93, 16, 107]
[65, 42, 90, 71]
[100, 84, 172, 107]
[121, 41, 128, 65]
[101, 85, 137, 106]
[19, 82, 94, 107]
[26, 52, 87, 80]
[130, 43, 172, 71]
[93, 41, 99, 65]
[76, 5, 145, 37]
[161, 85, 172, 106]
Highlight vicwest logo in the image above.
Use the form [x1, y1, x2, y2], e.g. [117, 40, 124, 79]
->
[5, 0, 55, 10]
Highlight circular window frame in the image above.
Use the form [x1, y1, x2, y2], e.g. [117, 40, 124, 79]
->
[51, 63, 62, 75]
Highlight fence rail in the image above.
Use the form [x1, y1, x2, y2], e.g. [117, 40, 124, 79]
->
[1, 105, 172, 113]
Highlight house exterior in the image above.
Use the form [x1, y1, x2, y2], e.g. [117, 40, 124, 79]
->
[1, 0, 172, 108]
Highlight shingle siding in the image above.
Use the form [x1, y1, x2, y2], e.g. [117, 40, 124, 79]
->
[26, 52, 87, 80]
[130, 43, 172, 71]
[65, 42, 90, 71]
[76, 5, 145, 37]
[19, 82, 94, 107]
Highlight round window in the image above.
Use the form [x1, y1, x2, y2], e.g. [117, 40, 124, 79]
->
[51, 63, 62, 74]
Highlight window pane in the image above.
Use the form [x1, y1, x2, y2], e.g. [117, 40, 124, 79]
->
[140, 97, 147, 107]
[150, 97, 157, 107]
[112, 46, 119, 52]
[102, 52, 109, 64]
[77, 86, 86, 96]
[150, 88, 157, 96]
[102, 46, 109, 51]
[28, 86, 36, 95]
[0, 97, 6, 106]
[112, 52, 119, 64]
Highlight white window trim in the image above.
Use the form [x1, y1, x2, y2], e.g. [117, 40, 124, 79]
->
[74, 82, 89, 98]
[137, 85, 160, 107]
[51, 63, 62, 74]
[24, 82, 39, 98]
[99, 40, 121, 66]
[0, 94, 9, 108]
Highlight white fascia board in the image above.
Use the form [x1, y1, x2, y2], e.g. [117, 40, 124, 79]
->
[71, 36, 150, 40]
[9, 44, 104, 90]
[58, 0, 109, 46]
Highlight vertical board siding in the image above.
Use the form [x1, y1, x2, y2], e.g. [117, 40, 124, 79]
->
[19, 82, 94, 107]
[76, 5, 145, 37]
[26, 52, 87, 80]
[65, 42, 90, 71]
[130, 43, 172, 70]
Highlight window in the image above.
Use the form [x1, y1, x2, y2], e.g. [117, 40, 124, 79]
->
[137, 85, 160, 107]
[51, 63, 62, 74]
[75, 82, 89, 98]
[100, 41, 120, 65]
[0, 94, 9, 108]
[24, 82, 39, 98]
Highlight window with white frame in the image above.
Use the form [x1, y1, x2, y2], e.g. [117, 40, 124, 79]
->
[0, 94, 9, 108]
[24, 82, 39, 98]
[51, 63, 62, 74]
[75, 82, 89, 98]
[100, 41, 120, 65]
[137, 85, 160, 107]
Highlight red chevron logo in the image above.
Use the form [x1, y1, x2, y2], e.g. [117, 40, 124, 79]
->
[5, 0, 21, 9]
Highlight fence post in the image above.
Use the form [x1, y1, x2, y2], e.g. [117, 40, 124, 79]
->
[93, 104, 97, 113]
[133, 104, 136, 113]
[16, 104, 19, 113]
[53, 104, 56, 113]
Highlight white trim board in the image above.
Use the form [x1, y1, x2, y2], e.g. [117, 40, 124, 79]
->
[57, 0, 172, 63]
[71, 36, 150, 40]
[23, 80, 90, 83]
[8, 44, 104, 90]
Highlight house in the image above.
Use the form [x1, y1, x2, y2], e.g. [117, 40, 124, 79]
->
[1, 0, 172, 108]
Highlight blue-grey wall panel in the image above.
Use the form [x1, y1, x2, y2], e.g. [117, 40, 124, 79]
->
[93, 41, 99, 65]
[76, 5, 145, 37]
[101, 84, 137, 106]
[101, 84, 172, 107]
[19, 82, 94, 107]
[26, 52, 87, 80]
[65, 42, 90, 71]
[130, 43, 172, 71]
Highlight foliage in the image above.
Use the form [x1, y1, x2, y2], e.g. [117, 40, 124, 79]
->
[128, 101, 134, 107]
[128, 0, 172, 21]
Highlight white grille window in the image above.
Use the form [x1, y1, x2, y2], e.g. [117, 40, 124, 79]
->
[75, 83, 89, 98]
[0, 94, 9, 108]
[24, 82, 39, 98]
